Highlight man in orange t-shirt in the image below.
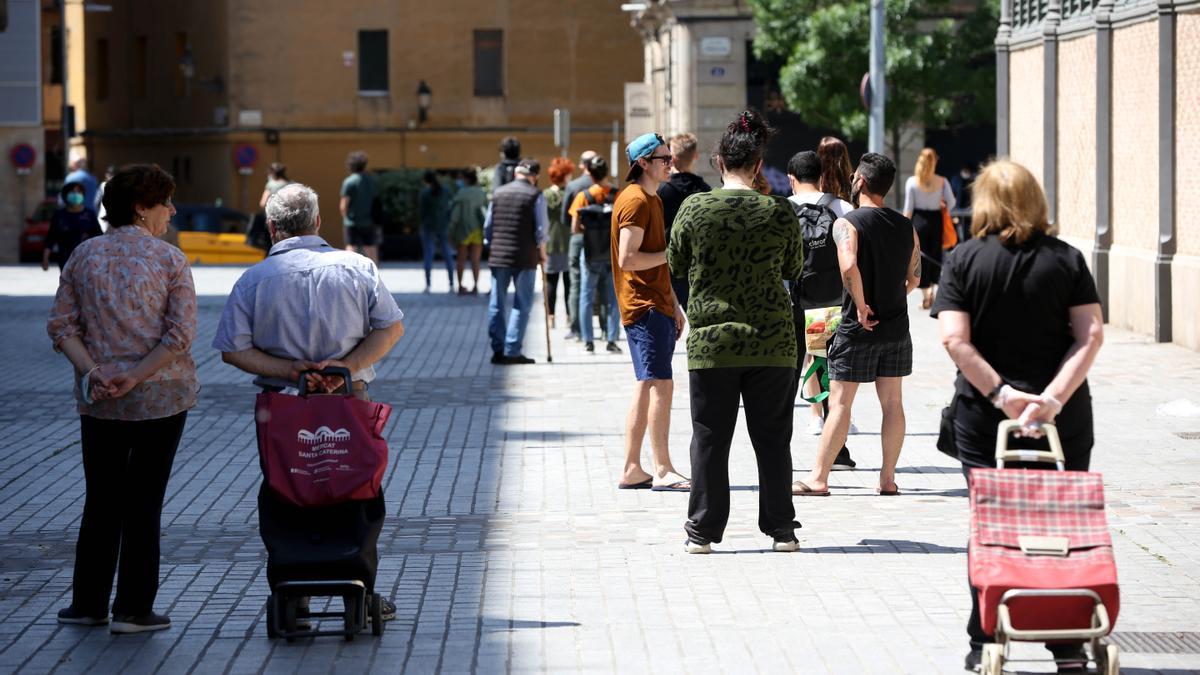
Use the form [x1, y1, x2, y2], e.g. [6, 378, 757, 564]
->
[611, 133, 689, 493]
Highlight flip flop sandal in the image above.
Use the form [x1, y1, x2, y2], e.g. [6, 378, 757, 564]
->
[617, 479, 653, 490]
[877, 487, 901, 496]
[651, 481, 691, 492]
[792, 481, 830, 496]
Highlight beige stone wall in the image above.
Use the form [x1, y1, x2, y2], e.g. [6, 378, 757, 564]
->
[1008, 45, 1044, 187]
[226, 0, 643, 131]
[0, 130, 46, 264]
[1173, 12, 1200, 351]
[1055, 35, 1096, 244]
[1111, 21, 1159, 251]
[1107, 20, 1160, 337]
[1177, 13, 1200, 258]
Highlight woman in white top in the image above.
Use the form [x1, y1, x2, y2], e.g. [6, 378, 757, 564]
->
[903, 147, 956, 308]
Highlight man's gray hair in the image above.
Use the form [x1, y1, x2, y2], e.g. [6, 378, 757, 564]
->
[266, 183, 320, 236]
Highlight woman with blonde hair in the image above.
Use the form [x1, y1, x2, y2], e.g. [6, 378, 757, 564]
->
[931, 159, 1104, 671]
[816, 136, 853, 202]
[903, 147, 956, 308]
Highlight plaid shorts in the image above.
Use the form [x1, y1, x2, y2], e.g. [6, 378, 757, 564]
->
[826, 332, 913, 382]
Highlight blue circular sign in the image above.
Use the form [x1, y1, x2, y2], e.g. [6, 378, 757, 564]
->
[233, 144, 258, 168]
[9, 143, 36, 169]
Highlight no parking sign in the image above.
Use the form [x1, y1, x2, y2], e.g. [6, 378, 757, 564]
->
[233, 143, 258, 176]
[9, 143, 36, 176]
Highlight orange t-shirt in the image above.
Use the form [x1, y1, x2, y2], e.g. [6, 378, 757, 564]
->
[568, 184, 616, 222]
[611, 183, 674, 325]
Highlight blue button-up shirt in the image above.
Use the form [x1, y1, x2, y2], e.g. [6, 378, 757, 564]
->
[212, 235, 404, 387]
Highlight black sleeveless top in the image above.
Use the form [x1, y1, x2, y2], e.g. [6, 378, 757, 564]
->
[837, 207, 914, 342]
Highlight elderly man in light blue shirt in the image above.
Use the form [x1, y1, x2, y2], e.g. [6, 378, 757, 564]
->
[213, 183, 405, 398]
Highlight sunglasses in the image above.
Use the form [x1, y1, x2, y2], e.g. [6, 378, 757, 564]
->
[646, 154, 673, 164]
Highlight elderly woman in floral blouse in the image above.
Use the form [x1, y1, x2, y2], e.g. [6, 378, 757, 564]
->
[47, 164, 198, 634]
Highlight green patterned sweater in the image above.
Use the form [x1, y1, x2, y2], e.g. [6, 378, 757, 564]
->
[667, 188, 805, 370]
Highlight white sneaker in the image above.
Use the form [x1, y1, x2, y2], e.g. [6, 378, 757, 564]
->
[685, 540, 711, 554]
[772, 539, 799, 552]
[806, 416, 825, 435]
[848, 419, 860, 435]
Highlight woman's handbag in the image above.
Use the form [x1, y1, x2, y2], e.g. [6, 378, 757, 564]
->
[941, 203, 958, 250]
[936, 394, 960, 460]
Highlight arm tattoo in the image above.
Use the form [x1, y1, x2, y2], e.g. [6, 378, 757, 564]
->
[833, 220, 852, 247]
[913, 253, 922, 279]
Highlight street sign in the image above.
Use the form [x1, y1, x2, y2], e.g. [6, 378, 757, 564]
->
[553, 109, 571, 150]
[9, 143, 36, 170]
[233, 143, 258, 169]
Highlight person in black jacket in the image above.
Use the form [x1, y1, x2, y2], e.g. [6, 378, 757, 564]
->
[657, 133, 711, 311]
[43, 181, 102, 271]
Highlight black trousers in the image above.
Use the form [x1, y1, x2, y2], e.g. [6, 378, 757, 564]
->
[72, 412, 186, 617]
[957, 393, 1093, 652]
[685, 367, 797, 544]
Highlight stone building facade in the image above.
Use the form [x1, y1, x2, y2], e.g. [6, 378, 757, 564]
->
[65, 0, 643, 247]
[997, 0, 1200, 350]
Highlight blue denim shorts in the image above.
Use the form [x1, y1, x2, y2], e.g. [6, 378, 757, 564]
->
[626, 308, 676, 381]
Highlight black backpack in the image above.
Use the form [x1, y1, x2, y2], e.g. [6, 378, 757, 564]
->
[579, 187, 616, 264]
[790, 193, 843, 310]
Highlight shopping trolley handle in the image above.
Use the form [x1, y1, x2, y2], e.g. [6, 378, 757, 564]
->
[994, 420, 1067, 470]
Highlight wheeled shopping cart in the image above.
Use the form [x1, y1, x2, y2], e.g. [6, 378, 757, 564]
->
[969, 420, 1120, 675]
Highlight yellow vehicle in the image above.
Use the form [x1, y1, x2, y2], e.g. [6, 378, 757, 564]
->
[173, 205, 265, 265]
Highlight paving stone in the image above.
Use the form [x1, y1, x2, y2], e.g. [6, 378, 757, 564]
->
[0, 264, 1198, 673]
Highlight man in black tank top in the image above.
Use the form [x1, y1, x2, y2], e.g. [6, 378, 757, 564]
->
[794, 153, 921, 498]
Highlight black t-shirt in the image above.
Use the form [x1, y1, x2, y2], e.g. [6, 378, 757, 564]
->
[931, 233, 1100, 400]
[838, 207, 914, 342]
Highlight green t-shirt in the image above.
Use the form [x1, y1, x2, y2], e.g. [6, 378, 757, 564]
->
[667, 188, 805, 370]
[340, 172, 377, 227]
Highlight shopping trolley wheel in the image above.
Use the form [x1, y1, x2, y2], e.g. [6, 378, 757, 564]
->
[980, 643, 1003, 675]
[1096, 643, 1119, 675]
[265, 595, 279, 639]
[370, 594, 383, 636]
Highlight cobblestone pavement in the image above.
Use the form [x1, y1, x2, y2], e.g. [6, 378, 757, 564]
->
[1, 263, 1198, 674]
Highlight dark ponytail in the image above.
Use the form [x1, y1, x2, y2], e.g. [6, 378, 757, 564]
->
[715, 109, 774, 173]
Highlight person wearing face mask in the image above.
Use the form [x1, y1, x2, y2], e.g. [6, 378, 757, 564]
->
[47, 164, 199, 634]
[43, 181, 103, 271]
[794, 153, 921, 498]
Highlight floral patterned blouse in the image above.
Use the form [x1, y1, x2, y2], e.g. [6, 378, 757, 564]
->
[47, 225, 199, 421]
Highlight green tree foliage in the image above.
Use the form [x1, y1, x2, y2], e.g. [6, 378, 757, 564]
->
[748, 0, 998, 140]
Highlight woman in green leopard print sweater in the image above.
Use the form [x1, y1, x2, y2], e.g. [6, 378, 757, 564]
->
[666, 109, 805, 554]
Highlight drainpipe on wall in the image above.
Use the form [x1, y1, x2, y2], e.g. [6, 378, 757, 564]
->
[1043, 0, 1061, 226]
[1093, 0, 1115, 320]
[995, 0, 1012, 156]
[1155, 0, 1176, 342]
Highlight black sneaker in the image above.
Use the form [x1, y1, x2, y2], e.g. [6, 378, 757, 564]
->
[831, 446, 857, 471]
[585, 341, 595, 353]
[57, 606, 108, 626]
[502, 355, 535, 365]
[490, 351, 504, 364]
[1049, 644, 1089, 672]
[606, 341, 622, 353]
[110, 612, 171, 634]
[964, 647, 982, 672]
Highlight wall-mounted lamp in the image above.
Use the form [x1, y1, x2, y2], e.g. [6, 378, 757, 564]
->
[417, 80, 433, 124]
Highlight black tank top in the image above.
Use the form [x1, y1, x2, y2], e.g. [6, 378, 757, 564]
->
[837, 207, 914, 341]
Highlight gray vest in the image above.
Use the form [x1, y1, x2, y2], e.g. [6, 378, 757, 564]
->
[488, 179, 540, 269]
